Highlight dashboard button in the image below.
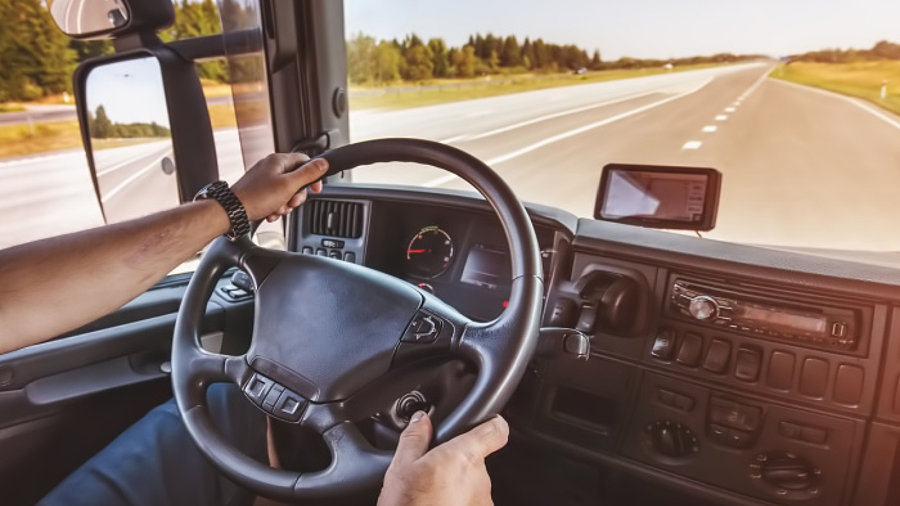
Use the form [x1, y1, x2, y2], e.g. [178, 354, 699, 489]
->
[735, 347, 762, 382]
[673, 393, 695, 411]
[343, 252, 356, 263]
[800, 426, 828, 444]
[767, 350, 795, 390]
[301, 246, 313, 255]
[833, 364, 864, 405]
[703, 338, 731, 374]
[710, 398, 760, 432]
[315, 248, 327, 256]
[651, 329, 677, 361]
[658, 388, 676, 407]
[676, 333, 703, 367]
[799, 358, 829, 397]
[779, 421, 803, 440]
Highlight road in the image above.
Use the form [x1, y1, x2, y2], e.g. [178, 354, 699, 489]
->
[3, 62, 900, 257]
[349, 62, 900, 255]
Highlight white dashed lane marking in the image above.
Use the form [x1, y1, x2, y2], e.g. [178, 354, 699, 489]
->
[725, 107, 736, 113]
[682, 140, 703, 150]
[702, 125, 717, 133]
[715, 114, 728, 121]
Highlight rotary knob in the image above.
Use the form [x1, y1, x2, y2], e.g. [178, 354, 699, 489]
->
[645, 420, 699, 458]
[750, 452, 819, 493]
[688, 296, 719, 321]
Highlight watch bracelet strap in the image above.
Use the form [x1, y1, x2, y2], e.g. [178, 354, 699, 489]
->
[205, 181, 251, 240]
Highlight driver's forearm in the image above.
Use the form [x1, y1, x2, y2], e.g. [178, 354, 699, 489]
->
[0, 200, 229, 354]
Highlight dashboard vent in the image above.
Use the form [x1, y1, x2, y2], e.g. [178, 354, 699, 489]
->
[307, 199, 364, 238]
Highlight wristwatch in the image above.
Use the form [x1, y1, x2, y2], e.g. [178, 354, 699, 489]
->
[193, 180, 251, 241]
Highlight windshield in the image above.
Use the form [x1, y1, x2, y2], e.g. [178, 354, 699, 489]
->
[343, 0, 900, 264]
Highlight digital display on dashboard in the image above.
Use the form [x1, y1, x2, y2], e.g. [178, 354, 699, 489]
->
[595, 164, 721, 231]
[460, 245, 510, 290]
[602, 170, 707, 221]
[735, 305, 829, 335]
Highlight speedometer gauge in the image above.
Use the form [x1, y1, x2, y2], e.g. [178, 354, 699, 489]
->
[406, 226, 454, 278]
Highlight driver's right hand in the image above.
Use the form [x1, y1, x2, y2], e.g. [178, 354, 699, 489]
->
[377, 411, 509, 506]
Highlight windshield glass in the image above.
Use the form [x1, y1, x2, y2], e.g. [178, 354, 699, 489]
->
[344, 0, 900, 264]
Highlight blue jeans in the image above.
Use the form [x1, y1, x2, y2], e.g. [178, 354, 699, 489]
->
[38, 384, 267, 506]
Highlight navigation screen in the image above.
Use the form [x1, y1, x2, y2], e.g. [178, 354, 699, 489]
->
[460, 245, 510, 290]
[601, 169, 708, 222]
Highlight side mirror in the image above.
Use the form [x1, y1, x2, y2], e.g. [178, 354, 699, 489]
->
[47, 0, 174, 39]
[83, 56, 178, 223]
[75, 50, 219, 223]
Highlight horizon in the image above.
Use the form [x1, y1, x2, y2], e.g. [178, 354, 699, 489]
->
[344, 0, 900, 60]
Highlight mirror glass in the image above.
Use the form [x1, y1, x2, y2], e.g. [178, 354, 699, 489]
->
[85, 56, 178, 223]
[48, 0, 130, 37]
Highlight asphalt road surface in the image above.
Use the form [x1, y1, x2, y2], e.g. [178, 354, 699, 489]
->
[349, 62, 900, 255]
[3, 62, 900, 259]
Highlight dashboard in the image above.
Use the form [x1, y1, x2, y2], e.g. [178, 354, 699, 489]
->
[290, 184, 900, 506]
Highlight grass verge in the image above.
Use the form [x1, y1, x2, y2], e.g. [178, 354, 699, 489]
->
[348, 63, 728, 110]
[770, 61, 900, 115]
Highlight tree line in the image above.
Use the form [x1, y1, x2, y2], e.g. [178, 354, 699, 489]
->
[347, 32, 763, 85]
[789, 40, 900, 64]
[0, 0, 228, 102]
[89, 105, 171, 139]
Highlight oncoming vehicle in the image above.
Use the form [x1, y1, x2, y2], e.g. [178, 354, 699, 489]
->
[3, 0, 900, 505]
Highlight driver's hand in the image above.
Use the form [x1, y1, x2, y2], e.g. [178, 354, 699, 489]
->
[231, 153, 327, 223]
[378, 411, 509, 506]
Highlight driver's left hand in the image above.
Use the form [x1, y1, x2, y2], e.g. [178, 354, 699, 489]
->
[231, 153, 327, 223]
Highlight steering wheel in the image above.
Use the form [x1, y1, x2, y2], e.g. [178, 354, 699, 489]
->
[171, 138, 543, 503]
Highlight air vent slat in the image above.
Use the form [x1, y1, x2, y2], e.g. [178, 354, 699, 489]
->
[307, 199, 363, 238]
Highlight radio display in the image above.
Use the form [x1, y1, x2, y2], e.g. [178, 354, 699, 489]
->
[735, 305, 828, 335]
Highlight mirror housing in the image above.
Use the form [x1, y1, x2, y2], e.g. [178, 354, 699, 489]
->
[594, 163, 721, 231]
[74, 47, 218, 223]
[48, 0, 174, 39]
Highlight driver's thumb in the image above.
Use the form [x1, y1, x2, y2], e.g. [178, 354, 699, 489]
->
[391, 411, 433, 466]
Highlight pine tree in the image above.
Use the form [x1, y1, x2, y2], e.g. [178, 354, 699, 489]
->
[500, 35, 520, 68]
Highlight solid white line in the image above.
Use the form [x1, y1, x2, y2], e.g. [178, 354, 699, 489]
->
[771, 78, 900, 131]
[463, 91, 658, 142]
[702, 125, 717, 132]
[682, 140, 702, 150]
[736, 68, 771, 102]
[438, 134, 470, 143]
[96, 143, 169, 176]
[422, 173, 462, 187]
[715, 115, 728, 121]
[482, 85, 708, 167]
[101, 152, 171, 203]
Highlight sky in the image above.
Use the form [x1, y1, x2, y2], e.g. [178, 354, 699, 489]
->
[85, 57, 170, 127]
[344, 0, 900, 60]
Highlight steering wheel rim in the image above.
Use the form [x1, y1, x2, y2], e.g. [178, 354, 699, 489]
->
[171, 138, 543, 502]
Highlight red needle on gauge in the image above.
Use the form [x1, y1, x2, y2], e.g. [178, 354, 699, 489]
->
[407, 249, 428, 254]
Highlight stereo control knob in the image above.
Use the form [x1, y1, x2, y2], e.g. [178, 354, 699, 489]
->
[688, 296, 719, 321]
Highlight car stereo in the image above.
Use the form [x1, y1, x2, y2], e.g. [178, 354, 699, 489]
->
[669, 280, 858, 350]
